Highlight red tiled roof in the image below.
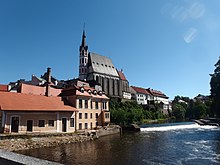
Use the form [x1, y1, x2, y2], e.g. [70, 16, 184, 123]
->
[62, 85, 109, 99]
[20, 83, 61, 96]
[118, 71, 127, 81]
[0, 85, 8, 92]
[131, 86, 151, 95]
[148, 88, 168, 98]
[0, 92, 76, 111]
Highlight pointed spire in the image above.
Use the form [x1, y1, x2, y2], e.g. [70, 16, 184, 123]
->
[80, 24, 88, 51]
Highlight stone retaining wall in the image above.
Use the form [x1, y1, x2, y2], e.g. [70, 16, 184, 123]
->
[0, 125, 121, 152]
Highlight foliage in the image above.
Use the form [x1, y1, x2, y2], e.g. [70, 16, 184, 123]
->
[110, 99, 144, 126]
[172, 95, 212, 120]
[210, 57, 220, 117]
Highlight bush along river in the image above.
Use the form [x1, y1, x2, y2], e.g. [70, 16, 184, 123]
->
[18, 122, 220, 165]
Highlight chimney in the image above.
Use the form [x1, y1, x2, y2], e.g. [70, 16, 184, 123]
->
[45, 67, 51, 97]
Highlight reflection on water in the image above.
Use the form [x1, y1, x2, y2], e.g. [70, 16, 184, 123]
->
[18, 122, 220, 165]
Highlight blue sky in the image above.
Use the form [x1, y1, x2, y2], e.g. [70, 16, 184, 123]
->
[1, 0, 220, 100]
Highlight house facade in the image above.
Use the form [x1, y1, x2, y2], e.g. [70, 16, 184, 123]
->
[0, 91, 77, 133]
[0, 68, 110, 134]
[60, 85, 110, 131]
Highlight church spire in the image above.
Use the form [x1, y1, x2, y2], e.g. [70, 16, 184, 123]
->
[79, 27, 89, 80]
[80, 28, 88, 52]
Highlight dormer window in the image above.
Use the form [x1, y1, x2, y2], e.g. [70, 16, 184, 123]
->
[93, 90, 97, 95]
[80, 87, 84, 93]
[88, 90, 92, 94]
[98, 91, 102, 96]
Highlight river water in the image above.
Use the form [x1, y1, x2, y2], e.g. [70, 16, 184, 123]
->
[19, 122, 220, 165]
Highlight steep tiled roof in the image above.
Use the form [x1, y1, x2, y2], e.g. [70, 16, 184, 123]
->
[117, 70, 127, 81]
[131, 86, 151, 95]
[61, 85, 109, 99]
[0, 85, 8, 92]
[0, 92, 76, 111]
[89, 52, 119, 77]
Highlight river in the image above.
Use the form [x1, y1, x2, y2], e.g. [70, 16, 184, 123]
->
[18, 122, 220, 165]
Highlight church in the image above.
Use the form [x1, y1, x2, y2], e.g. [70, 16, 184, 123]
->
[78, 30, 131, 100]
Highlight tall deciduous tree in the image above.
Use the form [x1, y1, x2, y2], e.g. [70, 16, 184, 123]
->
[210, 57, 220, 117]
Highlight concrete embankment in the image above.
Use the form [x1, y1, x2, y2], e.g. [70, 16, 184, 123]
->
[0, 149, 62, 165]
[194, 118, 220, 126]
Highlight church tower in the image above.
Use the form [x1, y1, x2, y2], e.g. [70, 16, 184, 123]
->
[79, 30, 89, 80]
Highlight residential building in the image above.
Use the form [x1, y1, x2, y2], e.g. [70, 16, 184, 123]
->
[0, 91, 77, 133]
[130, 86, 153, 105]
[60, 85, 110, 131]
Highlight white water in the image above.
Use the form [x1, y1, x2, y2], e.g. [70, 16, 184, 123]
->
[140, 123, 218, 132]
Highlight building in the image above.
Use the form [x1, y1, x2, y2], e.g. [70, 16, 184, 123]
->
[0, 91, 77, 133]
[130, 86, 153, 105]
[78, 30, 131, 99]
[60, 85, 110, 130]
[0, 68, 110, 133]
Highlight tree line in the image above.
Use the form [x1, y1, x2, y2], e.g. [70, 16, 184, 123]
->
[110, 57, 220, 126]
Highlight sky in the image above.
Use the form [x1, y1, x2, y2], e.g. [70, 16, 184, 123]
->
[1, 0, 220, 100]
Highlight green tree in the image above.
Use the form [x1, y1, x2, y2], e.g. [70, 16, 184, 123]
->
[172, 103, 186, 120]
[210, 57, 220, 117]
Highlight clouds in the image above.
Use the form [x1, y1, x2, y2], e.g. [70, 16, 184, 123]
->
[161, 1, 205, 43]
[161, 1, 205, 22]
[183, 28, 198, 43]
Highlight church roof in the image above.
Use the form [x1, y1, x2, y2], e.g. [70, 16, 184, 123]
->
[117, 70, 127, 81]
[89, 52, 119, 77]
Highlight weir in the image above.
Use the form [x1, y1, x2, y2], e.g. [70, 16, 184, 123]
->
[140, 123, 218, 132]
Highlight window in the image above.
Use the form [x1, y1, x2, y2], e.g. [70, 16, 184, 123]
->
[79, 123, 82, 130]
[85, 113, 88, 119]
[90, 101, 93, 109]
[70, 118, 74, 127]
[96, 113, 98, 119]
[82, 58, 84, 64]
[105, 113, 110, 119]
[48, 120, 54, 127]
[90, 113, 92, 119]
[85, 100, 88, 109]
[102, 102, 107, 110]
[90, 122, 93, 129]
[85, 123, 88, 129]
[79, 113, 82, 119]
[95, 102, 99, 109]
[96, 122, 98, 126]
[79, 99, 83, 108]
[38, 120, 45, 127]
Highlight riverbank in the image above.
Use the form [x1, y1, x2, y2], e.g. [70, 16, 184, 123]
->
[0, 125, 121, 152]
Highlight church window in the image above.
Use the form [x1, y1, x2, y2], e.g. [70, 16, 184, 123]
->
[82, 58, 84, 64]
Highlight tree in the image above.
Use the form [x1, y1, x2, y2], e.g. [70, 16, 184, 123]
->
[210, 57, 220, 117]
[172, 103, 186, 120]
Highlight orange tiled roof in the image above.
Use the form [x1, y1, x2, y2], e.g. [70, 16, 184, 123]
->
[0, 92, 76, 111]
[61, 85, 109, 99]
